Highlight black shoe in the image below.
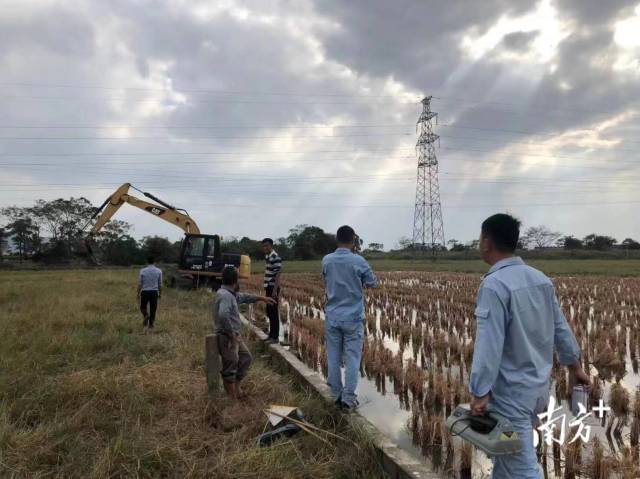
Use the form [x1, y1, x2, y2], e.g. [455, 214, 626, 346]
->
[337, 400, 359, 413]
[265, 338, 279, 345]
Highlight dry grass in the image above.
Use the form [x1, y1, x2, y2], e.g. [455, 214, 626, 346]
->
[0, 269, 383, 479]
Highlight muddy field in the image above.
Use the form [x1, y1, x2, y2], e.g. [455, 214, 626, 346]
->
[246, 271, 640, 478]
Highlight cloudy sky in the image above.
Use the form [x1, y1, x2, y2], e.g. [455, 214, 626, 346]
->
[1, 0, 639, 248]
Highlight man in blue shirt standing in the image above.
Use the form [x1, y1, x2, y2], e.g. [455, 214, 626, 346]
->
[137, 256, 162, 333]
[470, 214, 590, 478]
[323, 225, 378, 411]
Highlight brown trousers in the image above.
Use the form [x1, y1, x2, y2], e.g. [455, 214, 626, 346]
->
[217, 333, 252, 383]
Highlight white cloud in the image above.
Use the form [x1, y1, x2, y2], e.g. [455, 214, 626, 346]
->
[1, 0, 639, 246]
[460, 0, 571, 64]
[613, 4, 640, 74]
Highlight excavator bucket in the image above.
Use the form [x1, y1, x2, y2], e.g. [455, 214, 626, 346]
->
[81, 237, 101, 266]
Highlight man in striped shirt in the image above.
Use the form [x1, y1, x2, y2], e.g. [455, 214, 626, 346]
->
[261, 238, 282, 344]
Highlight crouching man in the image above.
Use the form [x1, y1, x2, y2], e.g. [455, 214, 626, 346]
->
[213, 266, 276, 399]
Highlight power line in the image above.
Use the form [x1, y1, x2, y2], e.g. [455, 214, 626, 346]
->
[433, 96, 629, 117]
[0, 94, 415, 106]
[0, 132, 413, 140]
[2, 132, 639, 157]
[0, 120, 638, 147]
[1, 148, 638, 179]
[0, 144, 635, 167]
[4, 164, 637, 188]
[0, 123, 414, 129]
[1, 146, 638, 169]
[189, 199, 640, 209]
[0, 156, 415, 165]
[0, 91, 633, 123]
[0, 155, 630, 172]
[0, 120, 636, 149]
[1, 93, 632, 122]
[0, 182, 629, 196]
[440, 145, 640, 164]
[0, 147, 413, 156]
[0, 80, 631, 117]
[4, 195, 638, 210]
[0, 81, 419, 99]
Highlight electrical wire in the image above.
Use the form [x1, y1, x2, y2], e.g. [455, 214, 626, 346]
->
[0, 80, 632, 117]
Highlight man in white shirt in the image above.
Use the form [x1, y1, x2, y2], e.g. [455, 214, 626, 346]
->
[137, 256, 162, 332]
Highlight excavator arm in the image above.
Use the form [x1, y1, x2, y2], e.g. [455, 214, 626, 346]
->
[89, 183, 200, 235]
[84, 183, 250, 285]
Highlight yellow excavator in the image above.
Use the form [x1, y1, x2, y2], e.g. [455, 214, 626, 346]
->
[87, 183, 251, 289]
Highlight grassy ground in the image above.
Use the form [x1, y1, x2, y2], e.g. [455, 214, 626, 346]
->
[253, 258, 640, 276]
[0, 270, 383, 479]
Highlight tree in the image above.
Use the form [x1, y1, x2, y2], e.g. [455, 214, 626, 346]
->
[447, 239, 468, 252]
[139, 236, 180, 263]
[621, 238, 640, 250]
[30, 197, 94, 242]
[222, 236, 264, 259]
[466, 239, 480, 250]
[2, 198, 95, 261]
[521, 226, 562, 249]
[238, 237, 264, 259]
[366, 242, 384, 252]
[5, 217, 39, 262]
[396, 236, 413, 250]
[0, 227, 7, 260]
[275, 237, 291, 259]
[563, 236, 584, 250]
[287, 225, 335, 260]
[583, 234, 617, 251]
[94, 220, 142, 265]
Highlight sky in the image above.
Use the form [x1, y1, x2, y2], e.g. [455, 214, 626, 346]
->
[1, 0, 639, 249]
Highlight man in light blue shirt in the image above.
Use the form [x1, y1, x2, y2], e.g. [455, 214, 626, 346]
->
[137, 256, 162, 332]
[323, 225, 378, 411]
[470, 214, 590, 478]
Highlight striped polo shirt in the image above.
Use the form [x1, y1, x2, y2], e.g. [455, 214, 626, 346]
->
[263, 250, 282, 288]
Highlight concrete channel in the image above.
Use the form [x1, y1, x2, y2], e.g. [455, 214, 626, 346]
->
[240, 314, 443, 479]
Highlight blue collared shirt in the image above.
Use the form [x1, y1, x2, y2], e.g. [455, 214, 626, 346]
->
[139, 265, 162, 291]
[469, 257, 580, 416]
[322, 248, 378, 322]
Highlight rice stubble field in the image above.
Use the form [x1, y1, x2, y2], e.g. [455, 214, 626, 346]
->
[243, 268, 640, 478]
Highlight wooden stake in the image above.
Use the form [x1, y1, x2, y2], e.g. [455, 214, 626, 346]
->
[205, 334, 221, 396]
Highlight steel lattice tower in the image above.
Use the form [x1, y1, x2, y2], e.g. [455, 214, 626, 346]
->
[412, 96, 445, 254]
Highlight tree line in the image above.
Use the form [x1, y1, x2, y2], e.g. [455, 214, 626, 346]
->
[0, 197, 184, 265]
[0, 198, 341, 265]
[1, 198, 638, 266]
[443, 225, 639, 252]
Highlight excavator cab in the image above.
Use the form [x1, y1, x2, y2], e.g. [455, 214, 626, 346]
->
[181, 234, 220, 269]
[178, 234, 250, 289]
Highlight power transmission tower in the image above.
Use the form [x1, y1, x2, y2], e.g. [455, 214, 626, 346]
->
[412, 96, 445, 256]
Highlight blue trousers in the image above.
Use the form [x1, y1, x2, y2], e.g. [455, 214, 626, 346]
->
[491, 415, 541, 478]
[489, 394, 545, 479]
[325, 318, 364, 406]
